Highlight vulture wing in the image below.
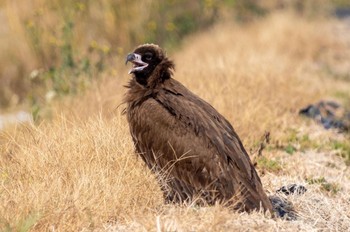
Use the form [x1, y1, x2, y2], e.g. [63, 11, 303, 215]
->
[128, 78, 272, 212]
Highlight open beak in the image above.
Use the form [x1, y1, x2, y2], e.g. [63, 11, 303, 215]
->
[125, 53, 148, 74]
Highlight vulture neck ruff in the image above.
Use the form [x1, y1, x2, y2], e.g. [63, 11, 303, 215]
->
[133, 58, 174, 88]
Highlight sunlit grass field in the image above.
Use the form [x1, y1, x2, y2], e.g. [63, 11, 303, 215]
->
[1, 12, 350, 231]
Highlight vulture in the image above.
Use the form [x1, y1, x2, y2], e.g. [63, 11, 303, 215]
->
[123, 44, 273, 213]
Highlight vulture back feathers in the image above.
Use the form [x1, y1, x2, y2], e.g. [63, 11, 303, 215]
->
[124, 44, 273, 213]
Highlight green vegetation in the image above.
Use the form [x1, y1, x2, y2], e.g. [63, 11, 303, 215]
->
[284, 144, 297, 155]
[333, 91, 350, 106]
[306, 176, 341, 195]
[285, 129, 320, 151]
[332, 0, 350, 7]
[330, 140, 350, 166]
[27, 15, 111, 121]
[1, 212, 40, 232]
[269, 128, 350, 166]
[256, 156, 282, 173]
[273, 128, 320, 154]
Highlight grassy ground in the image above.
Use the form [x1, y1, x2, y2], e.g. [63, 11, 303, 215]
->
[1, 12, 350, 231]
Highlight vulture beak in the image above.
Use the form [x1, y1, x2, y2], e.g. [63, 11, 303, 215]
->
[125, 53, 149, 74]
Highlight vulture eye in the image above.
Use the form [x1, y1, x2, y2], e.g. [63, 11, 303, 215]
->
[144, 52, 153, 61]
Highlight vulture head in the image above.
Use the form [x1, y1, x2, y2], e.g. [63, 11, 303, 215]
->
[125, 44, 174, 86]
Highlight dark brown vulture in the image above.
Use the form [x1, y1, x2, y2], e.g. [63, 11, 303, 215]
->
[123, 44, 273, 213]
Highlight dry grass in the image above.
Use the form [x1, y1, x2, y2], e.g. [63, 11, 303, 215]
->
[1, 12, 350, 231]
[0, 0, 221, 108]
[0, 116, 164, 231]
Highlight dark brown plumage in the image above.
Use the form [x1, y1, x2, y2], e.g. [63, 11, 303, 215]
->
[123, 44, 273, 213]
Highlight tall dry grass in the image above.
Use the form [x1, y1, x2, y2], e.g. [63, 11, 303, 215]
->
[0, 116, 164, 231]
[1, 12, 350, 231]
[0, 0, 221, 109]
[0, 0, 337, 109]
